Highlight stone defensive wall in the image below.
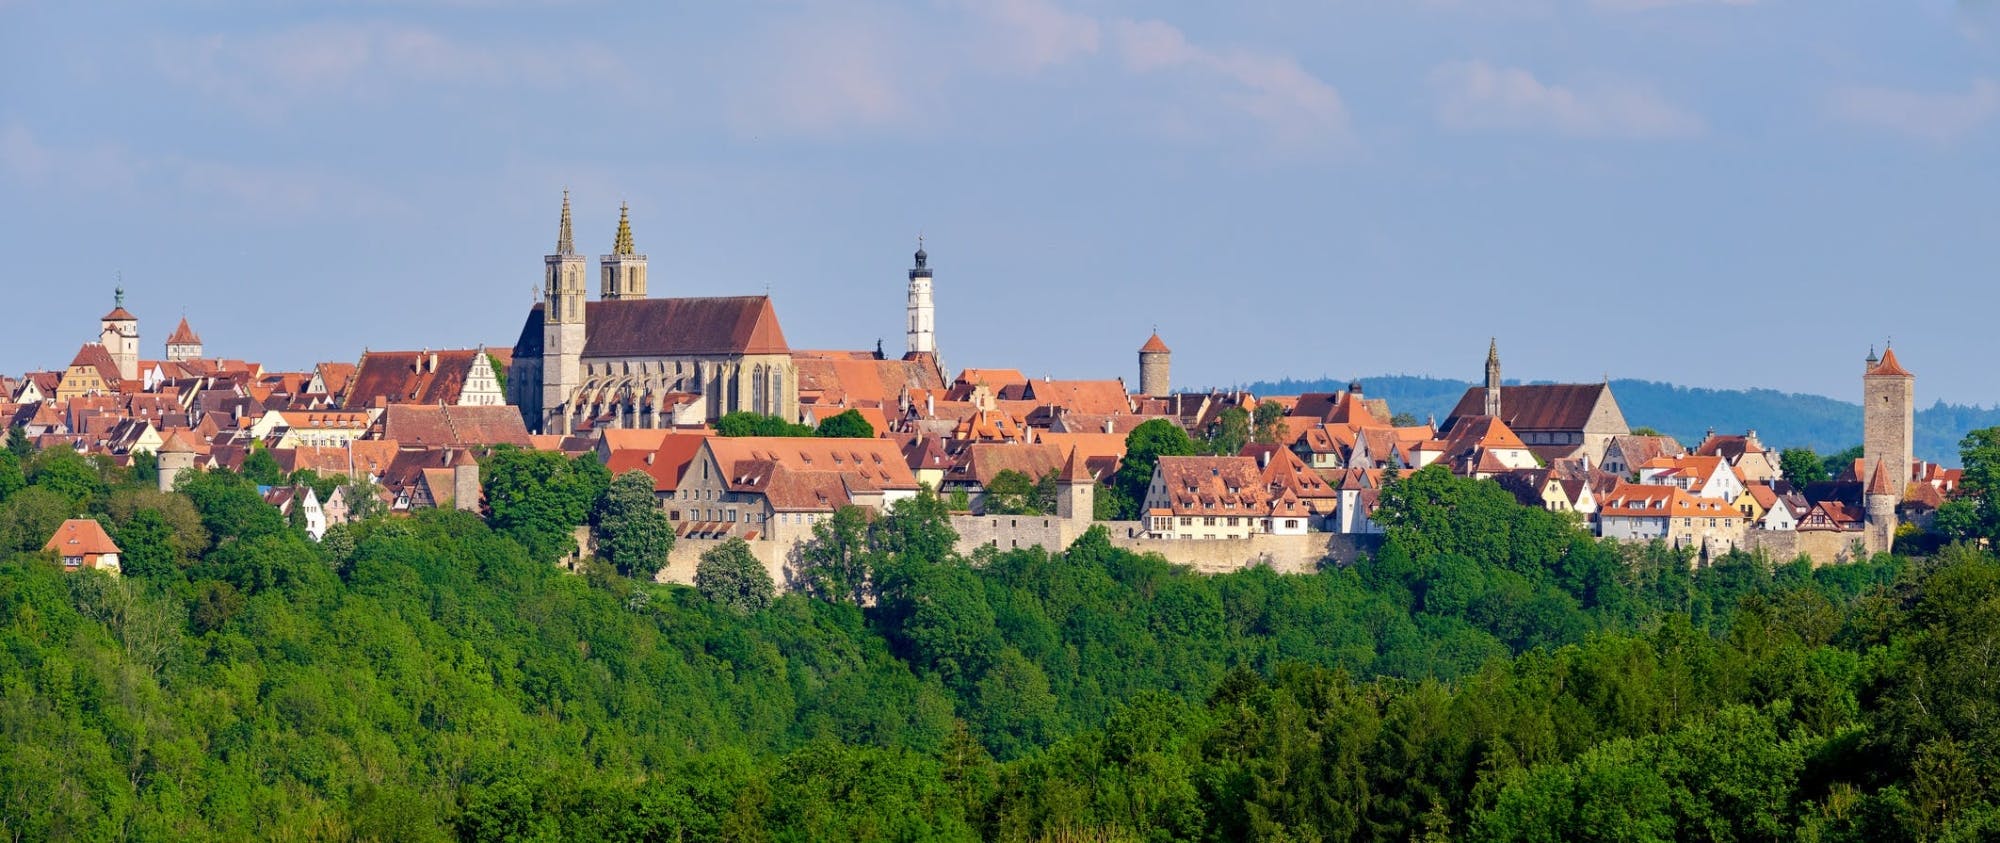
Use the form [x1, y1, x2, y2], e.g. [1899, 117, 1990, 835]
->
[1741, 529, 1868, 567]
[655, 517, 1383, 589]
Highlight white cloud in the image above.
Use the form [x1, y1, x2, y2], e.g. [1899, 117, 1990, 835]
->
[1827, 79, 1999, 142]
[155, 22, 624, 118]
[1430, 60, 1704, 139]
[0, 121, 405, 216]
[725, 14, 922, 138]
[966, 0, 1101, 73]
[1109, 18, 1350, 147]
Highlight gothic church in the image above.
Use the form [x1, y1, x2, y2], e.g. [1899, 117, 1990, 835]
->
[509, 193, 798, 434]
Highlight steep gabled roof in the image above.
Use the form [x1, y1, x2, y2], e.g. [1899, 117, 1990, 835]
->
[167, 317, 202, 345]
[513, 296, 790, 359]
[1446, 383, 1620, 432]
[340, 349, 485, 408]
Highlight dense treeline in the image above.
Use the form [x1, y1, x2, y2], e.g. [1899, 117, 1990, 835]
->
[2, 436, 1999, 839]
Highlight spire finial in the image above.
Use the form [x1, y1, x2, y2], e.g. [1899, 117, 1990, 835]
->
[1488, 336, 1498, 361]
[557, 189, 574, 254]
[612, 201, 634, 255]
[114, 286, 125, 308]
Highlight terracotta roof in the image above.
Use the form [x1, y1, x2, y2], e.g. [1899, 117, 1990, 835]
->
[375, 405, 532, 448]
[1446, 383, 1618, 432]
[1606, 434, 1684, 468]
[704, 437, 919, 511]
[1153, 455, 1286, 517]
[167, 317, 202, 345]
[158, 428, 201, 454]
[792, 353, 945, 410]
[1021, 379, 1133, 416]
[102, 306, 136, 322]
[1866, 347, 1913, 378]
[67, 344, 124, 384]
[1323, 391, 1381, 427]
[341, 349, 486, 408]
[1866, 459, 1896, 495]
[1139, 333, 1171, 354]
[1599, 484, 1739, 519]
[1694, 433, 1765, 461]
[316, 362, 356, 395]
[950, 442, 1067, 487]
[512, 296, 789, 359]
[44, 519, 120, 556]
[604, 431, 713, 493]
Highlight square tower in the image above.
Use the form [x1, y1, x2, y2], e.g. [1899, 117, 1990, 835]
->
[1862, 347, 1914, 503]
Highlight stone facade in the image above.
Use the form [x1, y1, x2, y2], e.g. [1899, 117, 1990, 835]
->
[1862, 348, 1915, 505]
[1139, 333, 1171, 398]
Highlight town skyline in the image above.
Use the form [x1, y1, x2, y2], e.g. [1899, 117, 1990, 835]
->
[4, 2, 1997, 401]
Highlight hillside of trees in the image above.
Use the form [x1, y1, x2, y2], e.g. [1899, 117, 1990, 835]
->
[4, 434, 2000, 839]
[1241, 374, 2000, 465]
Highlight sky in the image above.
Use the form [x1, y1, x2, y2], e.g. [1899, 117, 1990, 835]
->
[2, 0, 1997, 405]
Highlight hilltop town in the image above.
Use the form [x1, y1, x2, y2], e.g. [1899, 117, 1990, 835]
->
[9, 194, 1961, 582]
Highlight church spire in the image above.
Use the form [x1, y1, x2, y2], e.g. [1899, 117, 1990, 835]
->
[1483, 338, 1502, 417]
[556, 189, 575, 255]
[613, 202, 635, 255]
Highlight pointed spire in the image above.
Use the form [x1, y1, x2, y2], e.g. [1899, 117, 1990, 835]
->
[1866, 459, 1895, 496]
[556, 189, 575, 255]
[613, 201, 635, 255]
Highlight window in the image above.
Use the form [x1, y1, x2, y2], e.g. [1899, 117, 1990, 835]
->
[1179, 517, 1192, 527]
[1204, 516, 1217, 526]
[1285, 519, 1299, 529]
[1227, 517, 1239, 527]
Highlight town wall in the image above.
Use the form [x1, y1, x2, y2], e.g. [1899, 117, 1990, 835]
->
[1743, 529, 1867, 567]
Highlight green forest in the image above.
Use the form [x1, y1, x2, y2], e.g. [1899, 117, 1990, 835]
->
[4, 434, 2000, 841]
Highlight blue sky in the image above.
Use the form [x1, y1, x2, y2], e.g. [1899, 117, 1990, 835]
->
[3, 1, 1996, 404]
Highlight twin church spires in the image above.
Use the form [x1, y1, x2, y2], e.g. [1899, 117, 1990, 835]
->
[543, 191, 942, 362]
[545, 190, 648, 310]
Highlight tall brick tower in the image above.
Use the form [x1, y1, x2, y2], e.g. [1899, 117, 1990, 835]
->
[542, 190, 588, 434]
[1139, 331, 1171, 398]
[1862, 345, 1914, 505]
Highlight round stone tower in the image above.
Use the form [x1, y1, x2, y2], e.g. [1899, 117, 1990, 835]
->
[157, 430, 196, 494]
[1139, 331, 1171, 398]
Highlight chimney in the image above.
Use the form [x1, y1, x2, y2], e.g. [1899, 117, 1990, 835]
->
[925, 392, 935, 417]
[1104, 417, 1114, 434]
[1259, 449, 1271, 468]
[644, 452, 655, 465]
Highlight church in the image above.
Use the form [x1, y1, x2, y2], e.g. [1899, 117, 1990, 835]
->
[508, 195, 947, 435]
[509, 194, 799, 434]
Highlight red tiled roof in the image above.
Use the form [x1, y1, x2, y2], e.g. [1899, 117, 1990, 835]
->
[167, 317, 202, 345]
[44, 519, 120, 556]
[604, 431, 713, 493]
[341, 349, 485, 408]
[1867, 347, 1913, 378]
[376, 405, 532, 448]
[1447, 384, 1615, 432]
[512, 296, 789, 359]
[1139, 333, 1171, 354]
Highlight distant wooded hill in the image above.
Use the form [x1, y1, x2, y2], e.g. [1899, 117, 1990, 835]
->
[1235, 374, 2000, 467]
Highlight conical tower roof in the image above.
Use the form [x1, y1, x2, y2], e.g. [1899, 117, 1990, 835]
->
[1867, 347, 1914, 377]
[555, 189, 575, 255]
[167, 316, 201, 345]
[1866, 459, 1896, 495]
[1140, 332, 1171, 354]
[612, 202, 635, 255]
